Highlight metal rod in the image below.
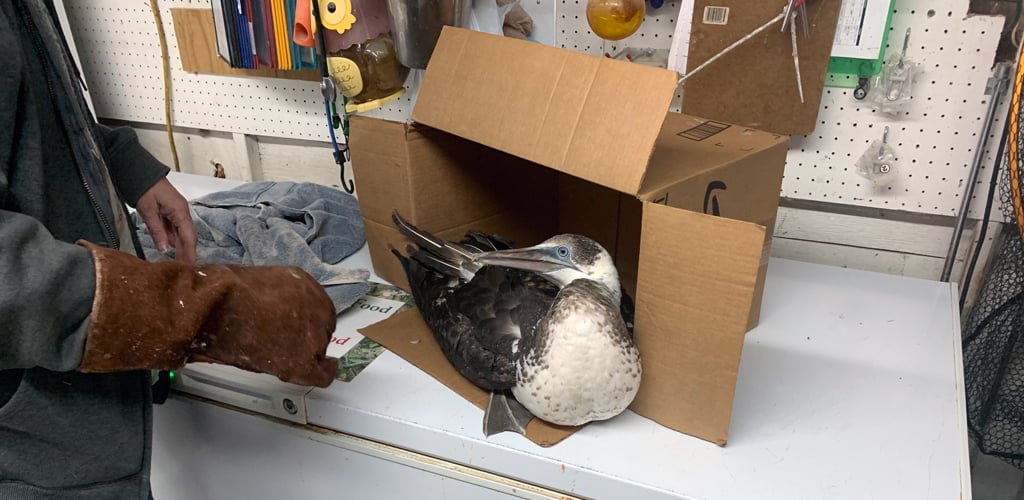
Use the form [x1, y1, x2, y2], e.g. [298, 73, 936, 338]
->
[898, 28, 911, 69]
[941, 63, 1011, 282]
[780, 0, 798, 32]
[799, 3, 809, 38]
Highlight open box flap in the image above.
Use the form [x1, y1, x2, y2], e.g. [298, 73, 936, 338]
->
[636, 113, 789, 199]
[630, 203, 766, 445]
[413, 27, 679, 195]
[349, 115, 415, 223]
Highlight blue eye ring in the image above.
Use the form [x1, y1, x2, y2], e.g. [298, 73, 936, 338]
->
[556, 246, 570, 258]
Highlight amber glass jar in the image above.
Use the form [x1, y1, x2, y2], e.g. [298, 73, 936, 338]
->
[320, 0, 409, 111]
[329, 31, 408, 106]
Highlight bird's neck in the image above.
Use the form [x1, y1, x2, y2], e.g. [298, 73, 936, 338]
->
[547, 269, 621, 303]
[596, 273, 622, 303]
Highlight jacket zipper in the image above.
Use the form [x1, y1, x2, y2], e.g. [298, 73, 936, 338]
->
[22, 7, 120, 249]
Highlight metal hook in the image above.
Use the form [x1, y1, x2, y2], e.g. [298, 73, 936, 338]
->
[878, 126, 890, 159]
[897, 28, 911, 70]
[339, 152, 355, 194]
[886, 30, 913, 101]
[313, 0, 355, 194]
[876, 126, 893, 174]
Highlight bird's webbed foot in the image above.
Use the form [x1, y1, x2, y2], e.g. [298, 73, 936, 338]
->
[482, 391, 534, 437]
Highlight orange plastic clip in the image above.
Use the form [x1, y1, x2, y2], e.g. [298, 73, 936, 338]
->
[293, 0, 316, 47]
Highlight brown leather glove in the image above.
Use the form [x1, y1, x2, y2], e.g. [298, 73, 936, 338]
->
[77, 241, 339, 387]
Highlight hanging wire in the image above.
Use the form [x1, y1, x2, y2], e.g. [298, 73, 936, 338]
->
[148, 0, 180, 172]
[1009, 40, 1024, 240]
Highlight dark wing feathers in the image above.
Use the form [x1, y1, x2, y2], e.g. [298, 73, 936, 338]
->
[421, 265, 558, 391]
[463, 230, 515, 251]
[393, 214, 630, 391]
[619, 285, 636, 337]
[394, 232, 558, 391]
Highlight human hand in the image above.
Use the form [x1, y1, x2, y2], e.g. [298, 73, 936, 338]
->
[135, 177, 197, 266]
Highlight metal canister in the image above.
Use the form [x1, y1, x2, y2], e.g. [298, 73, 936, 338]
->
[385, 0, 472, 69]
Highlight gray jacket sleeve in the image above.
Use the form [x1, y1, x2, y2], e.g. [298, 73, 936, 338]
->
[96, 123, 170, 207]
[0, 183, 96, 372]
[0, 127, 168, 373]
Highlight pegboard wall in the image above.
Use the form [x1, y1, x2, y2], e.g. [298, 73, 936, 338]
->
[63, 0, 415, 141]
[785, 5, 1007, 219]
[555, 0, 1009, 219]
[64, 0, 1010, 219]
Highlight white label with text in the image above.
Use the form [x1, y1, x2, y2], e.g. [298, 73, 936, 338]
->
[327, 295, 404, 359]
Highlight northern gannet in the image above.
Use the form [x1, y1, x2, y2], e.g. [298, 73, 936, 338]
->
[390, 211, 641, 435]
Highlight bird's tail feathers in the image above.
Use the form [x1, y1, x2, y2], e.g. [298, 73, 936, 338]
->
[390, 244, 439, 306]
[406, 244, 463, 277]
[392, 210, 477, 267]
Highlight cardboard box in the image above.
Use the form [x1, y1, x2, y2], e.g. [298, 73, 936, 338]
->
[351, 27, 788, 446]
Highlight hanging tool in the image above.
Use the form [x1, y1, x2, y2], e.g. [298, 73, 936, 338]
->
[800, 4, 809, 38]
[876, 126, 891, 174]
[311, 0, 355, 193]
[886, 28, 912, 101]
[680, 1, 810, 86]
[781, 0, 809, 38]
[854, 126, 897, 185]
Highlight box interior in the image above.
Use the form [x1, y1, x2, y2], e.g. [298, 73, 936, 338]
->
[347, 27, 789, 447]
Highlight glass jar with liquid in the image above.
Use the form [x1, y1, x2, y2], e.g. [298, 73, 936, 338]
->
[585, 0, 645, 41]
[320, 0, 410, 112]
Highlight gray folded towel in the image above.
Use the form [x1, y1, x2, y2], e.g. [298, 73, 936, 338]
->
[134, 181, 370, 312]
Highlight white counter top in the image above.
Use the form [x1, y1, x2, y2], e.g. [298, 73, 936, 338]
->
[154, 173, 970, 500]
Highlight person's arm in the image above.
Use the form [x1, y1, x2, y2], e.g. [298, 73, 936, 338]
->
[0, 122, 337, 386]
[0, 206, 97, 372]
[94, 123, 198, 265]
[0, 7, 338, 387]
[94, 123, 169, 207]
[0, 197, 339, 387]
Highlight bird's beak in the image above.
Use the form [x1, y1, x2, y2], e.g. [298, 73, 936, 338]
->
[472, 246, 578, 273]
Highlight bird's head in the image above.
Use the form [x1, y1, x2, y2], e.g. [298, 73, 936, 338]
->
[472, 234, 621, 302]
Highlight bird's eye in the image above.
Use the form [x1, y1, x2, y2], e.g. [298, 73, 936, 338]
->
[556, 246, 570, 258]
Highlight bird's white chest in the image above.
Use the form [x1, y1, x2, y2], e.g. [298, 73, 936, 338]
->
[512, 309, 641, 426]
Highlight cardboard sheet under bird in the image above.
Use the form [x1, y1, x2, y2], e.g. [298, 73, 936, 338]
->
[390, 211, 642, 436]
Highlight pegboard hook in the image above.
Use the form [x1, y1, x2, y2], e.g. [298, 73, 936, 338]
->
[898, 28, 911, 69]
[878, 126, 889, 159]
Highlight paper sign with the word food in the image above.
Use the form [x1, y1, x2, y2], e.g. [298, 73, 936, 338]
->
[329, 293, 408, 382]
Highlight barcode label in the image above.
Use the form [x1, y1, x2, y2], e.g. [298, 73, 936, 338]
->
[677, 121, 731, 141]
[703, 6, 729, 25]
